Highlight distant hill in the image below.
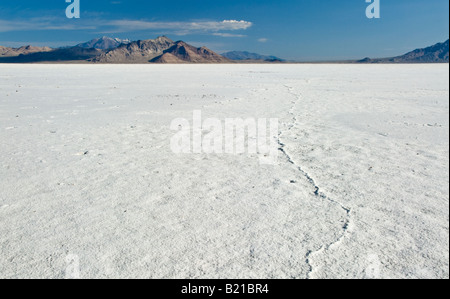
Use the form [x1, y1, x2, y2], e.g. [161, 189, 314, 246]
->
[0, 45, 52, 57]
[222, 51, 284, 62]
[358, 40, 449, 63]
[77, 37, 131, 50]
[151, 41, 231, 63]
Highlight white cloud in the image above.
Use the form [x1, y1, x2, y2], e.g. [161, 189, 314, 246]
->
[258, 38, 268, 43]
[220, 20, 253, 30]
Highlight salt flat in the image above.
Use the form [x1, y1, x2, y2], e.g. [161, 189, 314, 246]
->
[0, 64, 448, 279]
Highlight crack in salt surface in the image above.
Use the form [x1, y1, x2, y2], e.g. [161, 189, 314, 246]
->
[279, 85, 353, 279]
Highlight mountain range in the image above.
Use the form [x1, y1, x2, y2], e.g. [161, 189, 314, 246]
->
[0, 36, 231, 64]
[358, 40, 449, 63]
[0, 36, 448, 64]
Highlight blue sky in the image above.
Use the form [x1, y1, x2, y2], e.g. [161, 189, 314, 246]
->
[0, 0, 448, 61]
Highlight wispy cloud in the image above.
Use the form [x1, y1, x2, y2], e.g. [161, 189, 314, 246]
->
[0, 18, 252, 37]
[212, 33, 247, 38]
[258, 38, 268, 43]
[107, 19, 252, 33]
[0, 18, 96, 32]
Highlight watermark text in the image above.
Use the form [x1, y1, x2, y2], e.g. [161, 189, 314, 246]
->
[170, 111, 279, 165]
